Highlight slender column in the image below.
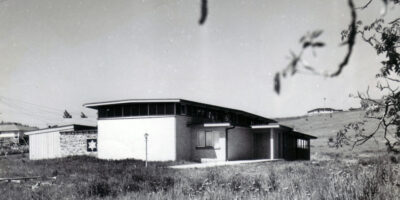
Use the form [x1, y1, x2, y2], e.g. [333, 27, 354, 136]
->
[270, 129, 274, 160]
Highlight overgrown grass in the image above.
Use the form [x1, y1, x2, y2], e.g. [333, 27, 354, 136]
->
[1, 154, 399, 200]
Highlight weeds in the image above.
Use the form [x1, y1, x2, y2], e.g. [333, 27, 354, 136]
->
[0, 155, 399, 200]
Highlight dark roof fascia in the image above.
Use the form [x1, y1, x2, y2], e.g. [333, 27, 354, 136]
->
[60, 130, 98, 135]
[179, 99, 276, 123]
[32, 124, 96, 132]
[293, 131, 317, 139]
[84, 98, 277, 124]
[83, 98, 181, 108]
[73, 125, 97, 131]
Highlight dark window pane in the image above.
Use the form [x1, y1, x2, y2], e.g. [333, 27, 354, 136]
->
[149, 103, 157, 115]
[132, 104, 139, 116]
[175, 103, 181, 115]
[99, 107, 107, 118]
[115, 105, 122, 117]
[165, 103, 174, 114]
[139, 104, 148, 115]
[106, 107, 114, 117]
[181, 105, 186, 115]
[187, 105, 193, 116]
[123, 105, 131, 116]
[157, 103, 165, 115]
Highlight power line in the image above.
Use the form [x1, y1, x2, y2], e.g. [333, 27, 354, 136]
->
[0, 95, 97, 117]
[0, 99, 97, 122]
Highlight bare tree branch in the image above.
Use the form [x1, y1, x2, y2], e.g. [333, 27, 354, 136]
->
[356, 0, 373, 9]
[330, 0, 357, 77]
[199, 0, 208, 25]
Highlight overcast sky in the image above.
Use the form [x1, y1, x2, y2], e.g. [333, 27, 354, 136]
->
[0, 0, 397, 128]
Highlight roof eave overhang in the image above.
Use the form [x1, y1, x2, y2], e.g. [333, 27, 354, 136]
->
[84, 99, 182, 108]
[25, 125, 75, 135]
[251, 123, 293, 130]
[203, 122, 232, 128]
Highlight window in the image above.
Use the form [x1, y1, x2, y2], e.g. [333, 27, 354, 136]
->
[197, 131, 205, 147]
[297, 139, 308, 149]
[156, 103, 164, 115]
[98, 107, 107, 118]
[176, 104, 181, 114]
[114, 105, 122, 117]
[181, 105, 186, 115]
[196, 131, 220, 149]
[139, 104, 148, 115]
[165, 103, 174, 114]
[106, 107, 114, 117]
[132, 104, 139, 116]
[122, 105, 131, 116]
[149, 103, 157, 115]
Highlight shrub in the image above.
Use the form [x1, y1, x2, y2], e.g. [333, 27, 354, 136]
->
[87, 180, 113, 197]
[267, 168, 279, 192]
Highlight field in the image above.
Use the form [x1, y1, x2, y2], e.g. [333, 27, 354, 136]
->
[1, 110, 399, 200]
[278, 110, 390, 160]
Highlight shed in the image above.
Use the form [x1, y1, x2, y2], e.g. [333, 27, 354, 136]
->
[25, 124, 97, 160]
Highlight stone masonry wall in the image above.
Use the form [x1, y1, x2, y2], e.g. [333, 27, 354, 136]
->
[60, 133, 97, 157]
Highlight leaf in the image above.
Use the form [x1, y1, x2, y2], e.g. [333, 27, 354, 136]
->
[291, 68, 297, 76]
[311, 30, 323, 39]
[303, 42, 311, 48]
[303, 65, 315, 72]
[274, 73, 280, 94]
[299, 35, 306, 43]
[312, 42, 325, 48]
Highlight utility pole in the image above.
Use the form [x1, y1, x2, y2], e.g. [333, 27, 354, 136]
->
[144, 133, 149, 167]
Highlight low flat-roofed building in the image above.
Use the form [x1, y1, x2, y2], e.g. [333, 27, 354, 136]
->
[26, 124, 97, 160]
[307, 108, 343, 116]
[85, 98, 317, 162]
[0, 122, 37, 145]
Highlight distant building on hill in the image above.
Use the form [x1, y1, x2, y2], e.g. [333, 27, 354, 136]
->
[0, 122, 38, 146]
[307, 108, 343, 116]
[348, 107, 362, 111]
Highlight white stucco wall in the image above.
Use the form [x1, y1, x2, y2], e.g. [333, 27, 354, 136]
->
[97, 117, 176, 161]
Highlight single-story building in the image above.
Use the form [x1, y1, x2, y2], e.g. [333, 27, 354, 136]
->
[26, 124, 97, 160]
[84, 98, 317, 162]
[0, 122, 37, 146]
[307, 107, 343, 116]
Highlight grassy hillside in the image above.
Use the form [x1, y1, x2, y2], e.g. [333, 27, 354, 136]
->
[278, 110, 389, 160]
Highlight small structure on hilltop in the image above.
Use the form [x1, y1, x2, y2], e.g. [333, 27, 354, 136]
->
[25, 124, 97, 160]
[84, 98, 317, 162]
[0, 122, 37, 146]
[307, 108, 343, 116]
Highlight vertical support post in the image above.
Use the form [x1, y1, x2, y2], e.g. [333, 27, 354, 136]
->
[270, 129, 274, 160]
[144, 133, 149, 167]
[307, 139, 311, 160]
